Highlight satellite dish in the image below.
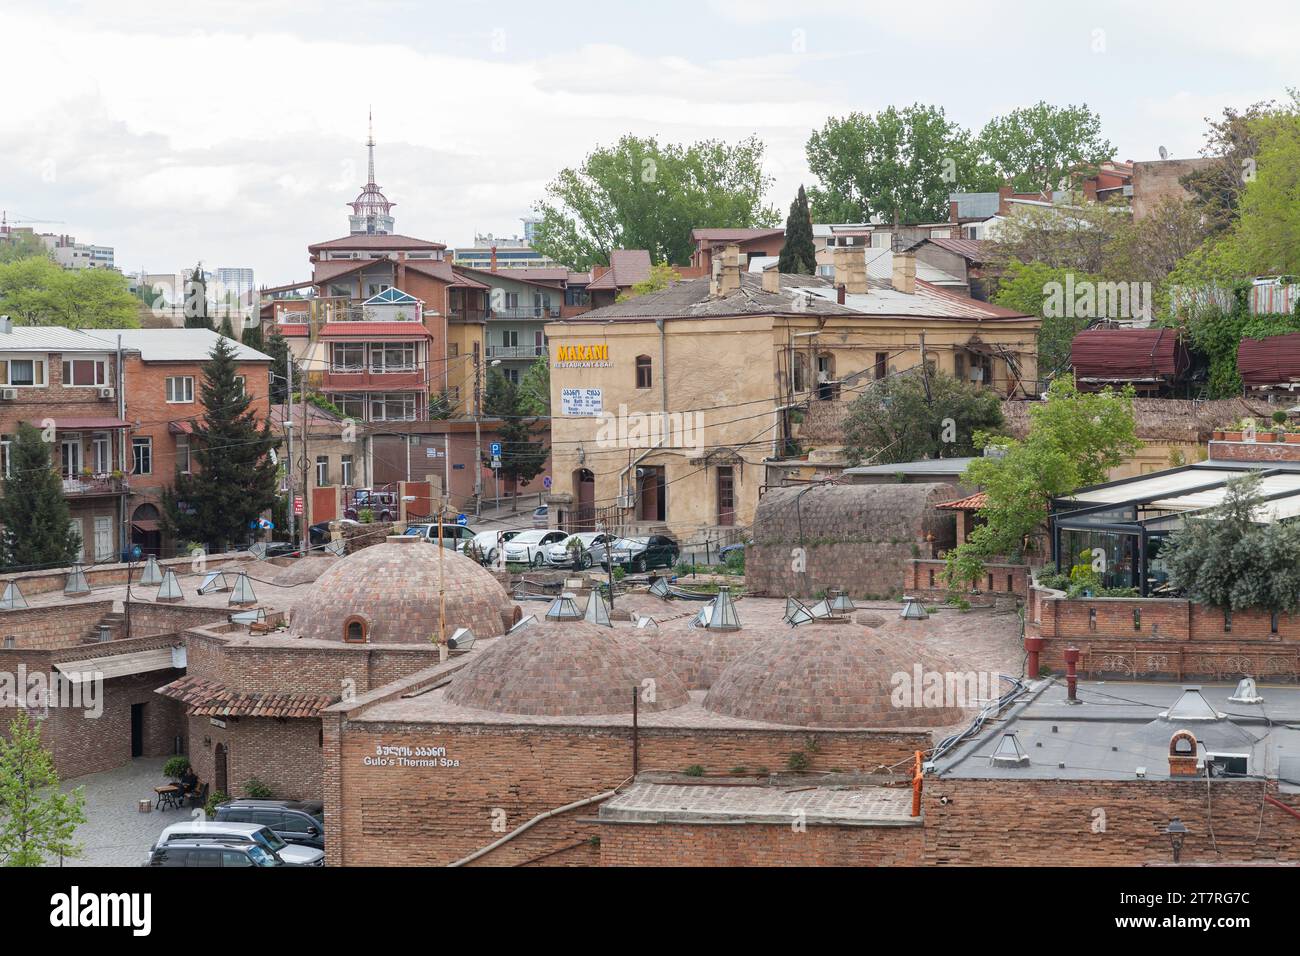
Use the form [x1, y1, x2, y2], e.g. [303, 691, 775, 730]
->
[1158, 145, 1169, 160]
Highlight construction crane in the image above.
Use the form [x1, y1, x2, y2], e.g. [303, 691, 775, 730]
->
[0, 210, 65, 235]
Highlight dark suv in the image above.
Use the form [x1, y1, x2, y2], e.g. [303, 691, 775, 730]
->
[215, 799, 325, 849]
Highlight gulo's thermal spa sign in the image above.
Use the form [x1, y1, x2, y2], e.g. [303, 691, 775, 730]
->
[554, 344, 612, 368]
[364, 743, 460, 769]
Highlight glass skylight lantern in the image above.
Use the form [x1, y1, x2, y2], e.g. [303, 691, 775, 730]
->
[228, 572, 257, 607]
[545, 592, 583, 621]
[229, 607, 269, 626]
[688, 601, 715, 630]
[1228, 677, 1263, 704]
[636, 616, 658, 629]
[828, 588, 856, 617]
[899, 596, 929, 620]
[584, 592, 612, 627]
[139, 555, 163, 586]
[0, 581, 27, 610]
[784, 597, 811, 625]
[197, 571, 230, 595]
[509, 614, 537, 634]
[156, 569, 184, 603]
[989, 732, 1030, 767]
[808, 598, 833, 620]
[648, 577, 671, 600]
[703, 585, 741, 631]
[448, 627, 476, 650]
[64, 564, 91, 597]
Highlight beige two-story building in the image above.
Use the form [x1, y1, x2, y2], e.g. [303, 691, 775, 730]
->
[543, 245, 1039, 547]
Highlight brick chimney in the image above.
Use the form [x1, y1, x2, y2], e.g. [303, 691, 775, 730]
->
[761, 262, 780, 294]
[997, 184, 1014, 215]
[949, 200, 959, 224]
[710, 243, 743, 297]
[892, 252, 917, 295]
[490, 245, 497, 272]
[1168, 730, 1199, 777]
[832, 247, 867, 295]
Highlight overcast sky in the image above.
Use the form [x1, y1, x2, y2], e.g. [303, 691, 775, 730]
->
[1, 0, 1293, 285]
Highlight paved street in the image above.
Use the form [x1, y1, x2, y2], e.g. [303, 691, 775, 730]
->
[58, 757, 196, 867]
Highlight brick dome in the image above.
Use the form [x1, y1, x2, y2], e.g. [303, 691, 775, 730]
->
[635, 625, 755, 690]
[290, 537, 514, 644]
[444, 620, 689, 716]
[703, 623, 968, 728]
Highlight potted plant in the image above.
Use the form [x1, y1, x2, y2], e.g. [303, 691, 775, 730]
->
[162, 756, 191, 784]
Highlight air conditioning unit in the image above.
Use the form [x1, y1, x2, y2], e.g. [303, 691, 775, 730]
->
[616, 495, 634, 510]
[98, 387, 115, 399]
[0, 389, 16, 400]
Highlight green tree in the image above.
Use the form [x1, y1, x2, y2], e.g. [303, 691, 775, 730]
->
[1221, 104, 1300, 276]
[0, 422, 81, 570]
[777, 185, 817, 275]
[517, 356, 550, 416]
[1162, 472, 1300, 611]
[428, 392, 453, 421]
[944, 377, 1139, 586]
[482, 369, 547, 506]
[240, 321, 264, 352]
[1180, 98, 1287, 236]
[0, 712, 86, 866]
[163, 338, 278, 550]
[993, 260, 1101, 380]
[0, 257, 139, 328]
[806, 105, 991, 224]
[182, 264, 212, 329]
[531, 134, 778, 269]
[616, 263, 679, 301]
[483, 367, 516, 419]
[841, 369, 1004, 465]
[0, 233, 52, 264]
[263, 327, 298, 405]
[974, 101, 1114, 193]
[218, 314, 236, 339]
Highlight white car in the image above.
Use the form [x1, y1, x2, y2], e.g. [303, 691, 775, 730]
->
[468, 529, 522, 564]
[501, 529, 567, 567]
[151, 820, 324, 866]
[546, 532, 616, 569]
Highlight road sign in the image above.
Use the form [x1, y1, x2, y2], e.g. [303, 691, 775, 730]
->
[543, 476, 552, 489]
[492, 457, 501, 469]
[456, 513, 469, 526]
[293, 496, 304, 516]
[490, 442, 501, 457]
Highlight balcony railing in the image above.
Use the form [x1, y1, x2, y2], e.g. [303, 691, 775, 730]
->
[322, 367, 425, 390]
[449, 308, 488, 322]
[488, 307, 560, 320]
[486, 345, 546, 360]
[62, 475, 129, 496]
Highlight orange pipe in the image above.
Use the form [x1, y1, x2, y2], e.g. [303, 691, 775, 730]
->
[1266, 795, 1300, 822]
[911, 750, 923, 817]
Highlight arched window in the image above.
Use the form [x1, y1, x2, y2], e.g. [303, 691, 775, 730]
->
[635, 355, 652, 389]
[343, 616, 368, 643]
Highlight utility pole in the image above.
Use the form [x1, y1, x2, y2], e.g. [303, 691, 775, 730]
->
[473, 347, 482, 516]
[301, 375, 310, 553]
[285, 358, 295, 545]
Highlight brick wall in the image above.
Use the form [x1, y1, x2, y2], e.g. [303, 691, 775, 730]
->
[187, 714, 322, 802]
[0, 551, 251, 598]
[905, 559, 1027, 606]
[327, 719, 929, 867]
[600, 820, 924, 866]
[0, 601, 115, 649]
[923, 777, 1300, 865]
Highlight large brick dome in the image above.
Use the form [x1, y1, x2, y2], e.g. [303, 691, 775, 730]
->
[635, 625, 756, 690]
[444, 620, 689, 716]
[703, 623, 968, 728]
[290, 537, 515, 643]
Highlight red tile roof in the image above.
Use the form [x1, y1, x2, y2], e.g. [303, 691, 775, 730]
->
[318, 322, 432, 338]
[936, 492, 987, 511]
[586, 249, 653, 290]
[156, 675, 333, 719]
[308, 234, 446, 252]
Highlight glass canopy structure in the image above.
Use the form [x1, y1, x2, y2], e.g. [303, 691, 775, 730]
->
[1049, 462, 1300, 596]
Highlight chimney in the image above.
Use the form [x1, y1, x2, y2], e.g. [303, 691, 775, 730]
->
[836, 285, 846, 305]
[0, 315, 10, 335]
[1168, 730, 1199, 777]
[832, 247, 867, 295]
[1063, 646, 1080, 704]
[892, 252, 917, 295]
[997, 184, 1014, 215]
[949, 200, 959, 224]
[490, 245, 497, 272]
[761, 262, 780, 295]
[710, 243, 742, 297]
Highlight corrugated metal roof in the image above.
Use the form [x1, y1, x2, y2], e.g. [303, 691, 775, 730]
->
[1239, 333, 1300, 387]
[1071, 328, 1188, 381]
[0, 326, 123, 352]
[843, 457, 975, 477]
[80, 329, 271, 362]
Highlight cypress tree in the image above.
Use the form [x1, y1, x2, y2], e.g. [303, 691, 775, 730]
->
[218, 314, 236, 339]
[777, 185, 817, 275]
[0, 422, 81, 570]
[263, 327, 298, 405]
[163, 338, 278, 551]
[483, 369, 547, 507]
[183, 264, 212, 329]
[241, 320, 265, 352]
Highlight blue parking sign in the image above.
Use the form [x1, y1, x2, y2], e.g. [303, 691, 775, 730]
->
[490, 442, 501, 457]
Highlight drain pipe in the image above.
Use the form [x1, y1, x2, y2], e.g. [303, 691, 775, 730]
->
[1064, 645, 1081, 704]
[447, 783, 626, 867]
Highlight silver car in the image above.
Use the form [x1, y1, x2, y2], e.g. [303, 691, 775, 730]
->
[152, 820, 324, 866]
[502, 529, 567, 567]
[545, 532, 616, 569]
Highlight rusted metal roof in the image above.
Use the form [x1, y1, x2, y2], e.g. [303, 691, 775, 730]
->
[156, 675, 333, 720]
[1071, 328, 1188, 381]
[1239, 333, 1300, 388]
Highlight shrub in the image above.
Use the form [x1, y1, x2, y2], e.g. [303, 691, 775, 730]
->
[683, 765, 704, 777]
[204, 790, 229, 820]
[162, 756, 191, 780]
[786, 751, 809, 771]
[243, 777, 273, 800]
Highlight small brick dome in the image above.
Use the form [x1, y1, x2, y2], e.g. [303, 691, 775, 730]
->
[290, 537, 514, 644]
[703, 623, 968, 728]
[445, 619, 689, 716]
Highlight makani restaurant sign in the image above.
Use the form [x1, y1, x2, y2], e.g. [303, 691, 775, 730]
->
[554, 344, 612, 368]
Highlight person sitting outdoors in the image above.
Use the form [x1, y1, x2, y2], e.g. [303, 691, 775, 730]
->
[179, 766, 199, 796]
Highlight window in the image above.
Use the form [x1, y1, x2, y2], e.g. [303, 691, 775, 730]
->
[62, 358, 107, 386]
[370, 342, 416, 373]
[176, 435, 191, 474]
[0, 435, 9, 477]
[343, 616, 367, 643]
[874, 352, 888, 381]
[328, 284, 352, 298]
[500, 329, 519, 348]
[503, 367, 520, 384]
[565, 287, 589, 307]
[331, 343, 365, 372]
[316, 456, 329, 486]
[91, 433, 110, 474]
[132, 437, 153, 475]
[1, 358, 45, 387]
[448, 342, 459, 358]
[635, 355, 652, 389]
[165, 376, 194, 403]
[369, 392, 417, 422]
[340, 454, 353, 486]
[234, 375, 245, 396]
[329, 394, 365, 421]
[793, 353, 808, 392]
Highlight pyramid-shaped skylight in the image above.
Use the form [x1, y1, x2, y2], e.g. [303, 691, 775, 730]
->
[702, 586, 741, 631]
[363, 287, 420, 306]
[1159, 686, 1225, 722]
[583, 592, 612, 627]
[139, 555, 163, 585]
[990, 733, 1030, 767]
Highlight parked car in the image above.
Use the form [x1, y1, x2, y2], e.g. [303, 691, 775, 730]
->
[308, 518, 359, 546]
[545, 532, 616, 569]
[344, 489, 398, 522]
[403, 523, 477, 550]
[502, 529, 568, 567]
[263, 542, 304, 559]
[532, 504, 549, 529]
[602, 535, 680, 573]
[468, 529, 521, 565]
[718, 540, 750, 560]
[215, 800, 326, 850]
[146, 839, 286, 868]
[151, 821, 323, 865]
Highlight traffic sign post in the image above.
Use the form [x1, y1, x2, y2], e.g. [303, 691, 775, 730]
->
[456, 513, 468, 527]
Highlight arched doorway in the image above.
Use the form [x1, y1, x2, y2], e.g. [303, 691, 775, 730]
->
[130, 504, 163, 557]
[574, 468, 595, 529]
[214, 743, 228, 795]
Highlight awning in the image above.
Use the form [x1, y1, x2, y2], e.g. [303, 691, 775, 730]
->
[55, 646, 182, 684]
[168, 420, 194, 435]
[131, 520, 161, 533]
[56, 417, 129, 430]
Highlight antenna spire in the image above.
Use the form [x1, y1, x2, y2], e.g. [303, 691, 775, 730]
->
[366, 107, 376, 186]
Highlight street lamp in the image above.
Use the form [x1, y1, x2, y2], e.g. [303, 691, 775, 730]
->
[1164, 818, 1188, 863]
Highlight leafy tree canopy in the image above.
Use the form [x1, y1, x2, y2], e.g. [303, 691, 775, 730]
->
[0, 256, 139, 329]
[0, 712, 86, 866]
[974, 101, 1114, 193]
